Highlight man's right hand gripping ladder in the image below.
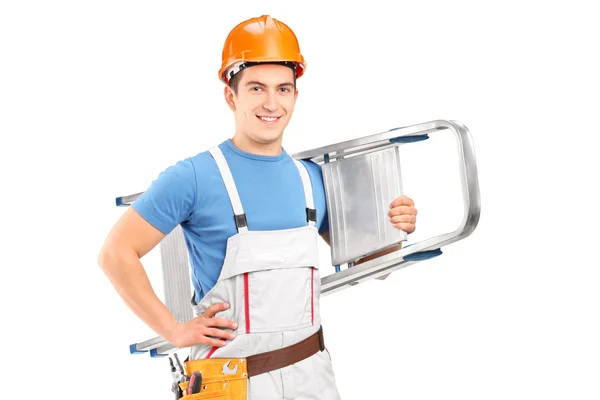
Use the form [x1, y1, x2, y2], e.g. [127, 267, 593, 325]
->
[116, 119, 481, 357]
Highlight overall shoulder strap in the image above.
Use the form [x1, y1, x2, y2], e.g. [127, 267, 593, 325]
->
[292, 159, 317, 228]
[209, 146, 248, 233]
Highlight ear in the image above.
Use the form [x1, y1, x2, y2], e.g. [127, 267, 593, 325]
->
[224, 85, 236, 112]
[294, 87, 299, 101]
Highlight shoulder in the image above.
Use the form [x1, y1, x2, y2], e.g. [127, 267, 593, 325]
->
[130, 143, 225, 234]
[298, 159, 323, 180]
[298, 159, 326, 194]
[174, 141, 227, 183]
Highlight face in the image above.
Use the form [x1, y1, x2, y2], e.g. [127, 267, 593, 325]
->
[224, 63, 298, 146]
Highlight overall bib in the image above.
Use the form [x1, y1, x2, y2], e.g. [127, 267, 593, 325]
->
[178, 146, 342, 400]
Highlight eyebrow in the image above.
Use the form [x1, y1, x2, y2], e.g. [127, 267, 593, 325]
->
[245, 80, 294, 88]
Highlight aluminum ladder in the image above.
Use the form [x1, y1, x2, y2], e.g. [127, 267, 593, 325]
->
[115, 119, 481, 357]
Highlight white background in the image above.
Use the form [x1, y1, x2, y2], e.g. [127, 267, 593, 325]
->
[1, 1, 599, 399]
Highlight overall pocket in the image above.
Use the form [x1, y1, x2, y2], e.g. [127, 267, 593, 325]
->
[246, 266, 314, 332]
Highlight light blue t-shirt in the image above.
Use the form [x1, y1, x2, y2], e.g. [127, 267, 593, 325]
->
[132, 139, 329, 302]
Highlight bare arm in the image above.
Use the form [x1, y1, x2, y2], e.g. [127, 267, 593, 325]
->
[97, 207, 178, 342]
[98, 207, 237, 348]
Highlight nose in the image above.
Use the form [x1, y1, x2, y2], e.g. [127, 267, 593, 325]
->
[262, 91, 278, 112]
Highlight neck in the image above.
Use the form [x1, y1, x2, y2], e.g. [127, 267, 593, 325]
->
[231, 134, 283, 156]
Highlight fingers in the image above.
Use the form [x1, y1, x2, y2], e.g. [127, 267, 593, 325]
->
[387, 205, 417, 217]
[389, 214, 416, 224]
[388, 196, 417, 233]
[205, 317, 238, 331]
[203, 302, 230, 318]
[199, 336, 228, 348]
[203, 327, 236, 341]
[390, 195, 414, 208]
[187, 320, 237, 348]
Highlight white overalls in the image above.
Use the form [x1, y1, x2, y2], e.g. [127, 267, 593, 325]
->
[183, 146, 342, 400]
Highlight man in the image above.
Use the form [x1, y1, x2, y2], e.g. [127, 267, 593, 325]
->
[98, 15, 417, 399]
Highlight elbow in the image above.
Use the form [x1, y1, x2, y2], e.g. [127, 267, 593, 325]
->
[97, 244, 114, 273]
[97, 240, 140, 276]
[97, 241, 124, 275]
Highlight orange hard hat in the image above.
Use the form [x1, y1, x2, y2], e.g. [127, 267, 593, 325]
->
[219, 15, 306, 83]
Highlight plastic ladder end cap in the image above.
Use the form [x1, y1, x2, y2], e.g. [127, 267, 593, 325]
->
[150, 348, 168, 358]
[129, 344, 147, 354]
[389, 134, 430, 144]
[403, 248, 443, 261]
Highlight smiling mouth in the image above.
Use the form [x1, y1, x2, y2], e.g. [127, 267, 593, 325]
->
[257, 115, 281, 123]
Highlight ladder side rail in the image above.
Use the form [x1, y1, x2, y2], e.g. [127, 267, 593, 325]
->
[320, 119, 481, 291]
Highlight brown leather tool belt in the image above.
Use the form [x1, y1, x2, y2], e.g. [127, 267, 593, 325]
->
[246, 326, 325, 377]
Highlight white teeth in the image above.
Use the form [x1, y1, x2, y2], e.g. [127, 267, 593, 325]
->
[260, 116, 278, 122]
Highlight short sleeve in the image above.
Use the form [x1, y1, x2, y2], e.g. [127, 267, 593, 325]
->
[132, 158, 196, 235]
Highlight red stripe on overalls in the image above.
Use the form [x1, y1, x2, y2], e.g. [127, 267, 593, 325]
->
[206, 346, 218, 358]
[208, 273, 250, 359]
[311, 267, 315, 325]
[244, 272, 250, 333]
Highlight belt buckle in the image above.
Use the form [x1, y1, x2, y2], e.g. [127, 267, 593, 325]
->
[317, 326, 325, 351]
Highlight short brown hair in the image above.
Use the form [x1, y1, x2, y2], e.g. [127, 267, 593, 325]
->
[227, 63, 297, 94]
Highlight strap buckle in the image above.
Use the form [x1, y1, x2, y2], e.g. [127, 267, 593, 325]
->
[317, 326, 325, 351]
[306, 207, 317, 223]
[234, 213, 248, 228]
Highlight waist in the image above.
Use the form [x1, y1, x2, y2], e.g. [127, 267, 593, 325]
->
[185, 326, 326, 378]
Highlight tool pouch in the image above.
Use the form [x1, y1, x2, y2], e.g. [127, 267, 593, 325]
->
[178, 358, 248, 400]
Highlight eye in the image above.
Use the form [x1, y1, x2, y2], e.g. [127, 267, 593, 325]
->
[251, 86, 263, 92]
